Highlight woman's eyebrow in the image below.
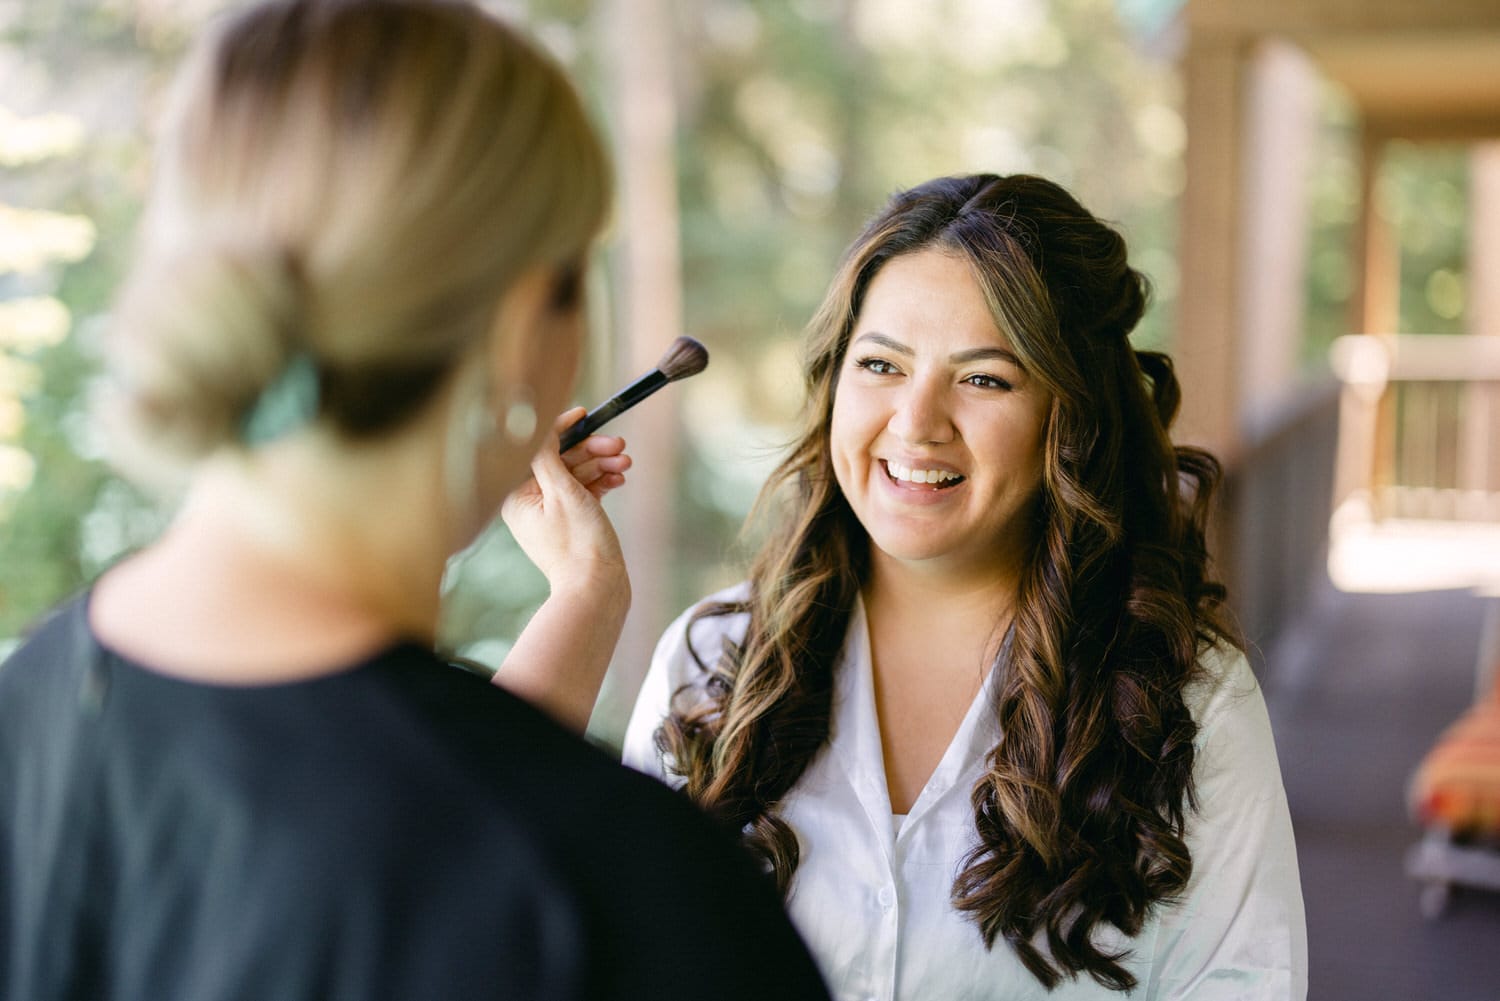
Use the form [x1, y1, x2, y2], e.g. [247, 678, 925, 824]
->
[950, 346, 1022, 367]
[853, 333, 1021, 368]
[851, 332, 912, 355]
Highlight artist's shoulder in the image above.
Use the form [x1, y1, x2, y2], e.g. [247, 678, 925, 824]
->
[0, 591, 95, 699]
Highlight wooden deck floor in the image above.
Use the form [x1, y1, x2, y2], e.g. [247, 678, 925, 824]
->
[1261, 585, 1500, 999]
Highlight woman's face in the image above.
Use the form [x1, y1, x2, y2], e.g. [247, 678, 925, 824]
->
[829, 247, 1051, 582]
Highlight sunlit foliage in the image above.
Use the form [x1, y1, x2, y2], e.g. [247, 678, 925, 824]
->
[2, 0, 1454, 662]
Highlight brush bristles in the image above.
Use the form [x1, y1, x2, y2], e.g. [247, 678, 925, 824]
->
[657, 335, 709, 382]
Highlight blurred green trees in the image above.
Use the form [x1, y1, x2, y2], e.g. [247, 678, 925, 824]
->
[645, 0, 1189, 615]
[0, 0, 190, 643]
[442, 0, 1190, 669]
[5, 0, 1436, 664]
[1383, 142, 1471, 336]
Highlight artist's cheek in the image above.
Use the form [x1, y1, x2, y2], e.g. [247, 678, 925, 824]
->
[531, 307, 585, 419]
[555, 307, 585, 382]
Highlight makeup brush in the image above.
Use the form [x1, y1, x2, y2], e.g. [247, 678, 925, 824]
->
[558, 335, 709, 451]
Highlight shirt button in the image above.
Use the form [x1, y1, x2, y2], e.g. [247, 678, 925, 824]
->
[877, 886, 896, 908]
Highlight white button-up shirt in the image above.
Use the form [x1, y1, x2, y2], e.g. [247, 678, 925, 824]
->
[623, 585, 1308, 1001]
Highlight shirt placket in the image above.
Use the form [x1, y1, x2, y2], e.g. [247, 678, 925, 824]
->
[831, 599, 1007, 1001]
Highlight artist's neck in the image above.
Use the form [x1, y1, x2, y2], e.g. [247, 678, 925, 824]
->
[198, 436, 452, 638]
[90, 430, 456, 684]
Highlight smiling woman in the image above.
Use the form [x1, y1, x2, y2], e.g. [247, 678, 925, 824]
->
[624, 173, 1308, 1000]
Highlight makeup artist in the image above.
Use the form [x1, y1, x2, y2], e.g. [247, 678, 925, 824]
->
[0, 2, 831, 998]
[624, 174, 1307, 1000]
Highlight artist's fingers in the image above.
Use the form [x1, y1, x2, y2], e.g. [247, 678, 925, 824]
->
[561, 434, 627, 473]
[551, 456, 629, 502]
[525, 409, 632, 508]
[571, 472, 620, 500]
[568, 451, 631, 483]
[554, 424, 630, 501]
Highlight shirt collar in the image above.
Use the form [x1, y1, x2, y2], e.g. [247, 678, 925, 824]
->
[829, 593, 1007, 844]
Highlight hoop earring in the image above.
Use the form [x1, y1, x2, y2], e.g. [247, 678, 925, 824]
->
[502, 388, 537, 444]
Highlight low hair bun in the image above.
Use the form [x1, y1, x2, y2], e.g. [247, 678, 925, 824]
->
[103, 242, 306, 485]
[99, 0, 612, 491]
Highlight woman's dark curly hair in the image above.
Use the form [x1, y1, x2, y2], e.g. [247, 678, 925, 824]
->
[655, 174, 1236, 992]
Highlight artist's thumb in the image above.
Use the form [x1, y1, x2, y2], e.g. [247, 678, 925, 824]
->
[529, 438, 590, 503]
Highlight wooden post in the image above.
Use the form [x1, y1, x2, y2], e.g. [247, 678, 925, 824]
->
[592, 0, 685, 747]
[1175, 36, 1245, 463]
[1352, 132, 1401, 516]
[1176, 32, 1248, 614]
[1238, 41, 1320, 425]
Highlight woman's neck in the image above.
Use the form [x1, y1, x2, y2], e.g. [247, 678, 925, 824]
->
[862, 549, 1021, 647]
[860, 550, 1020, 814]
[90, 433, 453, 684]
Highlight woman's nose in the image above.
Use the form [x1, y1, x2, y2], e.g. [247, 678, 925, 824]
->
[888, 378, 954, 445]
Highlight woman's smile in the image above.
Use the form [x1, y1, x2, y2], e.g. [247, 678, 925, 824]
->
[881, 458, 965, 488]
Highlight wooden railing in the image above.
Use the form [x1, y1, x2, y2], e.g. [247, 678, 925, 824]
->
[1330, 334, 1500, 524]
[1324, 333, 1500, 597]
[1199, 333, 1499, 654]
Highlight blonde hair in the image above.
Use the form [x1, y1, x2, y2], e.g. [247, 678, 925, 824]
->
[104, 0, 610, 486]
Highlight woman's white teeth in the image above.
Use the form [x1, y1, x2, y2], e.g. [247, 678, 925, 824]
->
[886, 460, 962, 485]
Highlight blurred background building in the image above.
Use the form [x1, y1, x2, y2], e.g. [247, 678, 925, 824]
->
[2, 0, 1497, 995]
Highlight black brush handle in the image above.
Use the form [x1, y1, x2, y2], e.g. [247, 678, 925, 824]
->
[558, 369, 668, 451]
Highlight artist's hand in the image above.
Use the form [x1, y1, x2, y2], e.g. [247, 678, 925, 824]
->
[496, 408, 632, 731]
[501, 406, 632, 600]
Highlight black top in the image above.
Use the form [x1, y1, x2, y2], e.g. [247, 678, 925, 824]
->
[0, 594, 830, 1001]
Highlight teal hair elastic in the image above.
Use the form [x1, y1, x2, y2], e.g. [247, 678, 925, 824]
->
[240, 353, 321, 446]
